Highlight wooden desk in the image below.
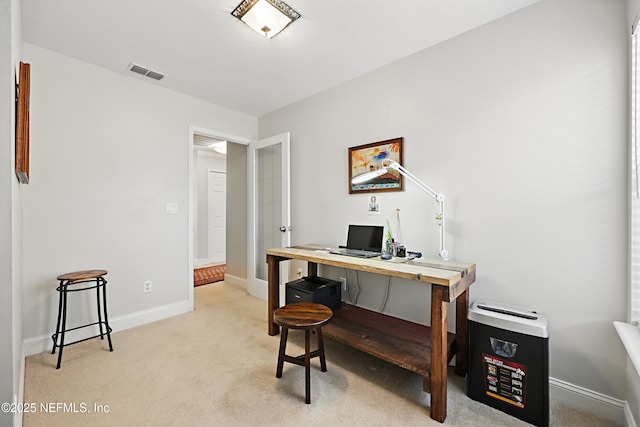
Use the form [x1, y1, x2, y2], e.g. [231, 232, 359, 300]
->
[266, 245, 476, 423]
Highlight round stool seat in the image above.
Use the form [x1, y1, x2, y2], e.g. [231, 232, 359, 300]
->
[57, 269, 107, 282]
[274, 302, 333, 329]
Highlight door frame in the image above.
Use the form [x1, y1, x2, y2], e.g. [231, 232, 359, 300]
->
[188, 126, 250, 311]
[247, 132, 291, 300]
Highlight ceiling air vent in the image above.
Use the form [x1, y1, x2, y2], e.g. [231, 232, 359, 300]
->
[127, 63, 165, 80]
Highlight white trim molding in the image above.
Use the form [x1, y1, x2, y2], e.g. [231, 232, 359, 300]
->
[626, 402, 639, 427]
[16, 344, 25, 427]
[550, 376, 627, 425]
[23, 300, 190, 356]
[615, 321, 640, 376]
[223, 274, 247, 290]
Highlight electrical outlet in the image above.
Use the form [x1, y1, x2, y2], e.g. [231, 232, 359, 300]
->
[339, 277, 347, 291]
[297, 268, 303, 278]
[143, 280, 152, 293]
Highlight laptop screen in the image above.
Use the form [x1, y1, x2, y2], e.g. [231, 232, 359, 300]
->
[346, 225, 384, 252]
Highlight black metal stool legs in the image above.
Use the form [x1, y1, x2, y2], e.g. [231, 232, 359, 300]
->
[101, 277, 113, 351]
[51, 271, 113, 369]
[57, 285, 69, 369]
[51, 281, 68, 369]
[51, 280, 64, 355]
[96, 279, 104, 339]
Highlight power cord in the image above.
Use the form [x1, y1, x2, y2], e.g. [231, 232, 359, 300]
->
[344, 268, 354, 304]
[344, 269, 390, 311]
[379, 276, 391, 312]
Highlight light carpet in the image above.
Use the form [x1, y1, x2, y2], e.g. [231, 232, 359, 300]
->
[23, 281, 619, 426]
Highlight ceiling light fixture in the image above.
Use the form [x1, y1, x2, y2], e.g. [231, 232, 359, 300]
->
[209, 141, 227, 155]
[231, 0, 300, 38]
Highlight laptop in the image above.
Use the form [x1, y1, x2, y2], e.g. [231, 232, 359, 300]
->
[330, 225, 384, 258]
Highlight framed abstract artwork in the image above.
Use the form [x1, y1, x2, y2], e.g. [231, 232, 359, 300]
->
[349, 137, 403, 194]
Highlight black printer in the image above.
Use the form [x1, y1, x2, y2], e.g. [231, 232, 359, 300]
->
[285, 276, 341, 311]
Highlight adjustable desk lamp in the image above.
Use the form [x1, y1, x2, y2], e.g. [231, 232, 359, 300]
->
[351, 159, 449, 261]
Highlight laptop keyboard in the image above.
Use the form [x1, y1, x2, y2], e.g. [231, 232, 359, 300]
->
[330, 248, 382, 258]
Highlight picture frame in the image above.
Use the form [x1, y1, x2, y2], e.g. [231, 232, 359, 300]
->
[349, 137, 403, 194]
[15, 61, 31, 184]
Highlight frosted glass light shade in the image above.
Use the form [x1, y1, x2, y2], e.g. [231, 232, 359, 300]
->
[232, 0, 300, 38]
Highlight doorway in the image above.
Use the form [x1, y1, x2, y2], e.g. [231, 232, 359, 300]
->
[188, 127, 251, 311]
[193, 135, 227, 267]
[187, 127, 289, 311]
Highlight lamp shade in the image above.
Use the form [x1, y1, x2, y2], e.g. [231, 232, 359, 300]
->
[351, 168, 389, 184]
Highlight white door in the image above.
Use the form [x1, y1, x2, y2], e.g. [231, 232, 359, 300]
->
[208, 170, 226, 264]
[247, 132, 291, 300]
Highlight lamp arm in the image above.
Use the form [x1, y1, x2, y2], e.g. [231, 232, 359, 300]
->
[438, 199, 448, 261]
[385, 160, 449, 261]
[385, 160, 444, 202]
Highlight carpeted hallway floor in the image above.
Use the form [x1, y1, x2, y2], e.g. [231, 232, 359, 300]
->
[23, 281, 619, 426]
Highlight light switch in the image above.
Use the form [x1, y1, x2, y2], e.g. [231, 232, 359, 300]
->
[166, 203, 178, 214]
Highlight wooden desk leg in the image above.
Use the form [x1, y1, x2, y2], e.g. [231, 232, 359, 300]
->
[307, 262, 318, 277]
[455, 288, 469, 376]
[267, 255, 281, 336]
[430, 285, 448, 423]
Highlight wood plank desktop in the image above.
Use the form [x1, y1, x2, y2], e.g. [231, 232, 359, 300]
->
[265, 245, 476, 423]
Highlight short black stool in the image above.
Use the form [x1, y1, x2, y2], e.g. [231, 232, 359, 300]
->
[274, 302, 332, 404]
[51, 270, 113, 369]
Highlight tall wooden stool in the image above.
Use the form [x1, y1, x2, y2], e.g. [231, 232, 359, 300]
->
[51, 269, 113, 369]
[274, 302, 333, 404]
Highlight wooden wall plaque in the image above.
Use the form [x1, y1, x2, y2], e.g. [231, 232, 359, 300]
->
[15, 61, 30, 184]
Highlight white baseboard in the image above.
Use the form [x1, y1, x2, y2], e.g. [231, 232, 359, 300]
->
[550, 377, 626, 425]
[15, 344, 25, 427]
[194, 258, 217, 267]
[224, 274, 246, 290]
[624, 401, 639, 427]
[23, 300, 190, 356]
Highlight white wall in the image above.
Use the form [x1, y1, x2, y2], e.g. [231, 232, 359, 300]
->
[21, 43, 257, 349]
[260, 0, 628, 414]
[631, 0, 640, 26]
[225, 142, 247, 283]
[1, 0, 24, 425]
